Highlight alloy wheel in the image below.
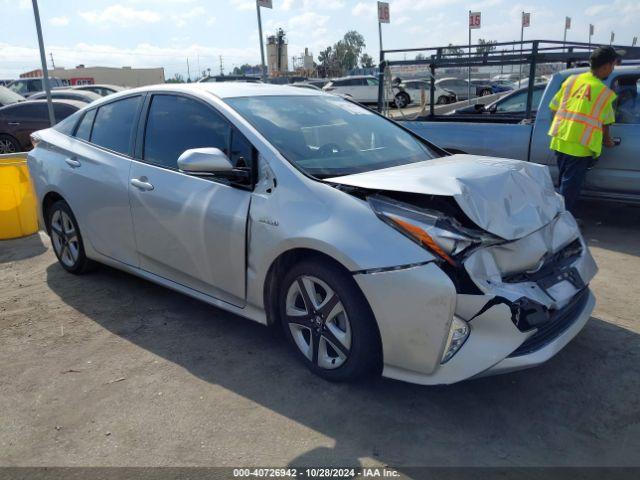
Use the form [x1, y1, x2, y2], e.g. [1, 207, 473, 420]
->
[0, 138, 17, 154]
[285, 275, 352, 370]
[50, 209, 80, 268]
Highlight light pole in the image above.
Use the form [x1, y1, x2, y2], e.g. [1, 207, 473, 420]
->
[256, 1, 272, 81]
[31, 0, 55, 126]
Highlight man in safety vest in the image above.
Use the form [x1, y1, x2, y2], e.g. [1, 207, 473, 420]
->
[548, 46, 621, 215]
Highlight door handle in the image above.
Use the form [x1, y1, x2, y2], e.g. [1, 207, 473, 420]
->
[65, 158, 81, 168]
[130, 178, 154, 191]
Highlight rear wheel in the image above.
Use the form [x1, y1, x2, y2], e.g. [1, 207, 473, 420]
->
[0, 134, 20, 154]
[47, 200, 95, 274]
[279, 260, 381, 382]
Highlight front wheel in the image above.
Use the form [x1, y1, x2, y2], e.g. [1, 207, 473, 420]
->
[393, 92, 410, 109]
[279, 260, 381, 382]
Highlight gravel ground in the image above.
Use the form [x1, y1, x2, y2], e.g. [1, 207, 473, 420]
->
[0, 200, 639, 469]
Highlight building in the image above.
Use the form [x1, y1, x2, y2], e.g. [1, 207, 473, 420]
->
[19, 65, 165, 87]
[266, 29, 288, 76]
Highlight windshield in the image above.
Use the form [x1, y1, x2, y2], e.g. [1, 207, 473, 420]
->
[0, 86, 24, 105]
[225, 95, 439, 178]
[7, 81, 30, 95]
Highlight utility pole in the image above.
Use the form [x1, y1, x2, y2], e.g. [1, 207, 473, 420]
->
[219, 55, 224, 76]
[589, 24, 594, 51]
[186, 57, 191, 82]
[197, 54, 201, 79]
[49, 52, 56, 69]
[563, 17, 571, 51]
[256, 1, 270, 81]
[31, 0, 55, 126]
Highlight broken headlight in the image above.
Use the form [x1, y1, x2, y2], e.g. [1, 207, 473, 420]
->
[368, 195, 500, 266]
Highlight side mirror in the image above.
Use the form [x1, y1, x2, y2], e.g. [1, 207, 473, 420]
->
[177, 148, 233, 175]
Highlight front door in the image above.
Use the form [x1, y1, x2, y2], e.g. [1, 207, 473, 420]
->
[128, 93, 252, 306]
[584, 73, 640, 196]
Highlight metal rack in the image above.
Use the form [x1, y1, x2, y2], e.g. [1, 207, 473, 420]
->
[377, 40, 640, 118]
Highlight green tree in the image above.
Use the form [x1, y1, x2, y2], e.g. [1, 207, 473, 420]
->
[476, 39, 497, 55]
[334, 30, 366, 72]
[360, 53, 376, 68]
[318, 46, 335, 68]
[165, 73, 185, 83]
[443, 44, 464, 57]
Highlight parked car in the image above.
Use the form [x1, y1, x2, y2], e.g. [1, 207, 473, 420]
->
[6, 77, 65, 97]
[73, 84, 125, 97]
[0, 85, 26, 107]
[198, 75, 261, 83]
[434, 78, 477, 100]
[0, 99, 82, 153]
[323, 75, 412, 108]
[289, 82, 322, 91]
[27, 83, 597, 385]
[401, 66, 640, 204]
[29, 89, 101, 103]
[398, 79, 457, 105]
[450, 84, 546, 115]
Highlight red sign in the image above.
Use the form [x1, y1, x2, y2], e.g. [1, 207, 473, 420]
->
[469, 11, 481, 29]
[378, 2, 390, 24]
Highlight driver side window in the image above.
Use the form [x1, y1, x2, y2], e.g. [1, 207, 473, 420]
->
[613, 75, 640, 124]
[143, 94, 230, 169]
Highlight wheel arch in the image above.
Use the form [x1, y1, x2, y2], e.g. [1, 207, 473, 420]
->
[262, 247, 377, 332]
[42, 191, 67, 234]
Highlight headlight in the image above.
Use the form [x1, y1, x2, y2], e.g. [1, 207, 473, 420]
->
[441, 316, 470, 363]
[368, 195, 500, 266]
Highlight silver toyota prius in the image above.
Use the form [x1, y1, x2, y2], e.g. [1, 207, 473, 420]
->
[27, 83, 597, 385]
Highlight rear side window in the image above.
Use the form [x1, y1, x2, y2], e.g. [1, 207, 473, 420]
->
[143, 94, 230, 169]
[75, 109, 96, 141]
[90, 96, 141, 155]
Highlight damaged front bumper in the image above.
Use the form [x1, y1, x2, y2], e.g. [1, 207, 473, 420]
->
[355, 210, 597, 385]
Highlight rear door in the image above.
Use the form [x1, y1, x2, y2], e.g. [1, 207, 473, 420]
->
[128, 93, 252, 306]
[60, 95, 142, 267]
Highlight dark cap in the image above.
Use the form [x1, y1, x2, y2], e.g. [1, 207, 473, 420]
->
[590, 46, 624, 69]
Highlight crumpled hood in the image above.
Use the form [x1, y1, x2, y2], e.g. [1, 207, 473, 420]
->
[327, 154, 565, 240]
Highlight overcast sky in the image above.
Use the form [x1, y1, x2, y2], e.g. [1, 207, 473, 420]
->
[1, 0, 638, 79]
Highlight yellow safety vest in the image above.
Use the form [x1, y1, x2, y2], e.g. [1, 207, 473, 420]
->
[548, 72, 616, 158]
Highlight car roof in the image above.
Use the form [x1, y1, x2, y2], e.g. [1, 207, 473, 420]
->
[0, 98, 85, 111]
[557, 65, 639, 77]
[74, 84, 124, 90]
[330, 75, 375, 81]
[106, 82, 327, 100]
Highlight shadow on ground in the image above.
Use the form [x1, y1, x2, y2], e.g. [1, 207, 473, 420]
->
[44, 258, 640, 468]
[0, 233, 47, 264]
[577, 200, 640, 257]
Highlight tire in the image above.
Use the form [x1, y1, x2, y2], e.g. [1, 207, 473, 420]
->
[480, 88, 492, 97]
[279, 260, 381, 382]
[0, 134, 21, 154]
[393, 92, 410, 109]
[47, 200, 95, 274]
[436, 95, 448, 105]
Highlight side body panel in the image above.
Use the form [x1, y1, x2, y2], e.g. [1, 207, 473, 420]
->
[401, 121, 533, 160]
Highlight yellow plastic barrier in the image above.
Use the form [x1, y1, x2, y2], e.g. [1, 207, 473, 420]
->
[0, 153, 38, 240]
